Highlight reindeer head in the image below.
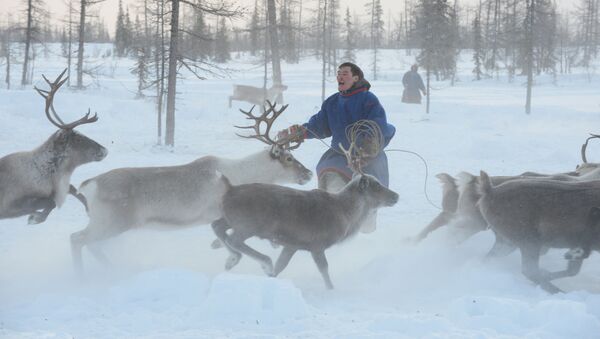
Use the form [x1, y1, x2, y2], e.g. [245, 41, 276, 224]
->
[339, 120, 398, 207]
[236, 100, 312, 185]
[35, 69, 108, 167]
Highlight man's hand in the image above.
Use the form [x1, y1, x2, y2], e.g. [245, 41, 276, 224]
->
[277, 124, 306, 144]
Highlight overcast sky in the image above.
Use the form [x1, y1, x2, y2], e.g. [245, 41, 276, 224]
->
[0, 0, 576, 35]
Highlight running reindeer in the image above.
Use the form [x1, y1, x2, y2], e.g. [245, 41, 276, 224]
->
[212, 120, 398, 289]
[478, 170, 600, 293]
[416, 134, 600, 246]
[70, 101, 312, 274]
[0, 69, 107, 224]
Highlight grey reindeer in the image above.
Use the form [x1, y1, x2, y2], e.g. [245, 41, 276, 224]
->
[71, 102, 312, 275]
[212, 122, 398, 289]
[416, 134, 600, 248]
[0, 69, 107, 224]
[478, 170, 600, 293]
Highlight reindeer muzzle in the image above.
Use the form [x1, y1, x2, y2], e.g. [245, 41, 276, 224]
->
[298, 170, 313, 185]
[95, 147, 109, 161]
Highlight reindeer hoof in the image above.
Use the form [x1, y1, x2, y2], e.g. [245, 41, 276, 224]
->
[261, 259, 274, 276]
[211, 238, 223, 249]
[225, 253, 241, 270]
[565, 247, 585, 261]
[27, 212, 46, 225]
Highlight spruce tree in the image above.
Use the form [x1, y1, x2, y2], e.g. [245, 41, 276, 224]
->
[342, 7, 356, 63]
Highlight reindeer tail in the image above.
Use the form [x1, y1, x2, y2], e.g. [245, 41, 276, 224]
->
[436, 173, 459, 212]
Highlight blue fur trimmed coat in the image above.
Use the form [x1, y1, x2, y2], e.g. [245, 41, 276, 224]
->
[302, 80, 396, 187]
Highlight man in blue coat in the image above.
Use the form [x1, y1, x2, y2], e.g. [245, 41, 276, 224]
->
[279, 62, 395, 190]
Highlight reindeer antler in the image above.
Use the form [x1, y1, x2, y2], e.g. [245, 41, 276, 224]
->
[235, 100, 289, 147]
[340, 120, 384, 174]
[581, 133, 600, 163]
[34, 69, 98, 130]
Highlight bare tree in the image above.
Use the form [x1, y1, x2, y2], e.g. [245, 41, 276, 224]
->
[366, 0, 384, 80]
[75, 0, 106, 89]
[266, 0, 283, 103]
[164, 0, 243, 146]
[21, 0, 46, 85]
[1, 25, 12, 89]
[524, 0, 534, 114]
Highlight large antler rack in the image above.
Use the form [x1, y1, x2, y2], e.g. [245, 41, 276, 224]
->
[236, 100, 296, 148]
[34, 68, 98, 130]
[581, 133, 600, 163]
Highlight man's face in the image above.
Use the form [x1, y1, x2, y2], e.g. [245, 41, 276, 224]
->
[337, 66, 359, 92]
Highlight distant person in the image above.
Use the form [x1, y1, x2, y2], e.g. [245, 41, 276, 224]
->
[402, 64, 427, 104]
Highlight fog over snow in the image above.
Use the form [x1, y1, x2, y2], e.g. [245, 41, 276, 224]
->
[1, 45, 600, 338]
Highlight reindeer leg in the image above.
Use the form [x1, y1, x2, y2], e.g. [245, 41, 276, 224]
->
[415, 211, 454, 242]
[70, 224, 123, 276]
[311, 250, 334, 290]
[273, 246, 297, 277]
[541, 247, 589, 281]
[226, 231, 274, 276]
[485, 232, 517, 259]
[520, 244, 562, 294]
[69, 184, 88, 212]
[27, 198, 56, 224]
[211, 219, 242, 270]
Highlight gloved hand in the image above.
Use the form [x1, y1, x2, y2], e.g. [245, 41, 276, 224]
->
[277, 124, 306, 144]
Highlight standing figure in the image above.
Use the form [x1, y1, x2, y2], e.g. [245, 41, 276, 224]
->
[278, 62, 396, 233]
[402, 64, 427, 104]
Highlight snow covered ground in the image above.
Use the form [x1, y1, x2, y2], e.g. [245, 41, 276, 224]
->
[1, 45, 600, 338]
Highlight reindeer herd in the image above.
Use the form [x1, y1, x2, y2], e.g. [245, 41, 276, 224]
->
[2, 70, 600, 293]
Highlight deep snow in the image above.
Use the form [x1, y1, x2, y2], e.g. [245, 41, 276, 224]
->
[1, 45, 600, 338]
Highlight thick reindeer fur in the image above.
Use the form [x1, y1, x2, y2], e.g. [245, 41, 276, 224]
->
[0, 129, 107, 223]
[213, 174, 399, 289]
[319, 171, 379, 233]
[416, 164, 600, 244]
[71, 147, 312, 274]
[478, 170, 600, 293]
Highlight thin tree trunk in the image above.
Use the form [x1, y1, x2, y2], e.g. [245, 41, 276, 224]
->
[67, 0, 73, 86]
[21, 0, 33, 86]
[4, 30, 10, 89]
[155, 0, 164, 144]
[426, 66, 430, 114]
[321, 0, 327, 102]
[266, 0, 283, 103]
[165, 0, 180, 146]
[525, 0, 535, 114]
[76, 0, 86, 88]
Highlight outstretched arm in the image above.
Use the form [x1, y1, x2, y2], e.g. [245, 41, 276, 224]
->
[302, 99, 332, 140]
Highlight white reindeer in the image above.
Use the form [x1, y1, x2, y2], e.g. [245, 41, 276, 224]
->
[228, 83, 288, 108]
[71, 102, 312, 274]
